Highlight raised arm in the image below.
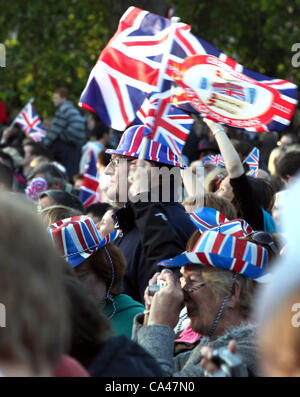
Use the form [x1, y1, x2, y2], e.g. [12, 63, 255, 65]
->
[204, 118, 244, 178]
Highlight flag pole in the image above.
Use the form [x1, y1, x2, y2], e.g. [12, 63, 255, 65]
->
[138, 16, 180, 161]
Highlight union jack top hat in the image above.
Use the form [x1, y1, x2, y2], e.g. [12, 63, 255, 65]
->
[190, 207, 253, 237]
[158, 230, 271, 283]
[106, 125, 186, 168]
[48, 216, 121, 268]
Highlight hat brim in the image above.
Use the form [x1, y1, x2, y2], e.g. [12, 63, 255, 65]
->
[157, 251, 271, 283]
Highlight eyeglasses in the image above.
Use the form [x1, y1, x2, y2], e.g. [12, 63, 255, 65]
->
[109, 158, 134, 168]
[248, 231, 278, 254]
[182, 282, 206, 294]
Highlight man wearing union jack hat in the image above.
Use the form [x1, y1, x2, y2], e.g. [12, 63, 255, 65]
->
[132, 229, 272, 377]
[103, 125, 196, 303]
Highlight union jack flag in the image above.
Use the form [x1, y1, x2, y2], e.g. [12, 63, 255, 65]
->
[212, 82, 246, 102]
[79, 7, 188, 131]
[201, 154, 225, 167]
[135, 94, 193, 156]
[79, 151, 100, 207]
[14, 102, 47, 142]
[243, 147, 259, 177]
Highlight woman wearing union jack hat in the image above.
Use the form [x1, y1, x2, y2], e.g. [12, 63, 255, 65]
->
[132, 227, 273, 377]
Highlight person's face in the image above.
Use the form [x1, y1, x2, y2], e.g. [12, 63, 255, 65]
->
[75, 259, 107, 303]
[74, 178, 83, 190]
[180, 265, 222, 335]
[103, 155, 134, 204]
[39, 195, 54, 209]
[215, 176, 234, 202]
[96, 209, 115, 238]
[52, 93, 65, 107]
[279, 135, 293, 149]
[23, 145, 34, 167]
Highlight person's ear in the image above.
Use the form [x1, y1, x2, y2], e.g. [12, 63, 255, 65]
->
[227, 280, 241, 309]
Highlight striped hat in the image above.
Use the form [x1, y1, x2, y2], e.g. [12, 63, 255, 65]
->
[190, 207, 253, 237]
[106, 125, 186, 168]
[48, 216, 121, 268]
[158, 230, 271, 283]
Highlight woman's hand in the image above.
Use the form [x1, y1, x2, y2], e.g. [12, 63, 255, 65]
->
[200, 340, 237, 375]
[147, 269, 184, 329]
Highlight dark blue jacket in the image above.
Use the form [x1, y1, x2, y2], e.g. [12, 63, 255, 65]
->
[115, 197, 197, 304]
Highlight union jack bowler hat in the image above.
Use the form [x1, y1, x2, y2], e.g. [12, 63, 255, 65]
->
[190, 207, 253, 237]
[158, 230, 271, 283]
[48, 216, 121, 268]
[106, 125, 186, 168]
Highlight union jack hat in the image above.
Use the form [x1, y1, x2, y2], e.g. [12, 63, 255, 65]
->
[106, 125, 186, 168]
[48, 216, 122, 268]
[190, 207, 253, 237]
[157, 230, 271, 283]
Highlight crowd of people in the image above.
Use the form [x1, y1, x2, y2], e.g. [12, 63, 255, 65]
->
[0, 88, 300, 378]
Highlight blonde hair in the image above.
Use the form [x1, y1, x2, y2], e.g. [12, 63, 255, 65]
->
[182, 192, 237, 220]
[40, 205, 82, 227]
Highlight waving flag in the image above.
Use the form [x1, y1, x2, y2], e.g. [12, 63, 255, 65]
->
[79, 151, 99, 207]
[79, 7, 188, 131]
[14, 102, 47, 142]
[135, 94, 193, 156]
[202, 154, 225, 167]
[243, 147, 259, 177]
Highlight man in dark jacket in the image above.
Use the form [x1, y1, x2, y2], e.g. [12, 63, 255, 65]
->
[105, 125, 196, 303]
[44, 87, 86, 180]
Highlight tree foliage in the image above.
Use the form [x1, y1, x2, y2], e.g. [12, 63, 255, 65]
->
[168, 0, 300, 83]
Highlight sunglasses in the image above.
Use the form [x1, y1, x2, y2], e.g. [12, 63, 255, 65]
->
[248, 231, 278, 254]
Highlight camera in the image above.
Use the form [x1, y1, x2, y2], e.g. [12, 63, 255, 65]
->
[148, 277, 167, 296]
[205, 347, 249, 377]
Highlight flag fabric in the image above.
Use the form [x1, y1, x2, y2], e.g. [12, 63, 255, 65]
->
[166, 39, 297, 132]
[201, 154, 225, 167]
[79, 151, 100, 207]
[157, 230, 271, 283]
[243, 147, 259, 177]
[80, 6, 297, 133]
[14, 102, 47, 142]
[135, 93, 194, 156]
[79, 7, 188, 131]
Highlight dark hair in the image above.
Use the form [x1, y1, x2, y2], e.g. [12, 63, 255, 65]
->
[55, 87, 69, 99]
[23, 139, 49, 158]
[86, 203, 113, 221]
[232, 176, 274, 213]
[28, 163, 66, 190]
[97, 149, 111, 167]
[277, 151, 300, 181]
[204, 193, 237, 220]
[73, 173, 84, 183]
[64, 276, 112, 368]
[39, 190, 84, 213]
[82, 243, 126, 297]
[0, 162, 13, 190]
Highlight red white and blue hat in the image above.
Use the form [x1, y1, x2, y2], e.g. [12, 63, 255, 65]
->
[158, 230, 271, 283]
[190, 207, 253, 237]
[106, 125, 186, 168]
[48, 216, 121, 268]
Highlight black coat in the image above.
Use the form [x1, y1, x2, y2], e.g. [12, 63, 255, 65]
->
[115, 196, 197, 304]
[88, 335, 166, 377]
